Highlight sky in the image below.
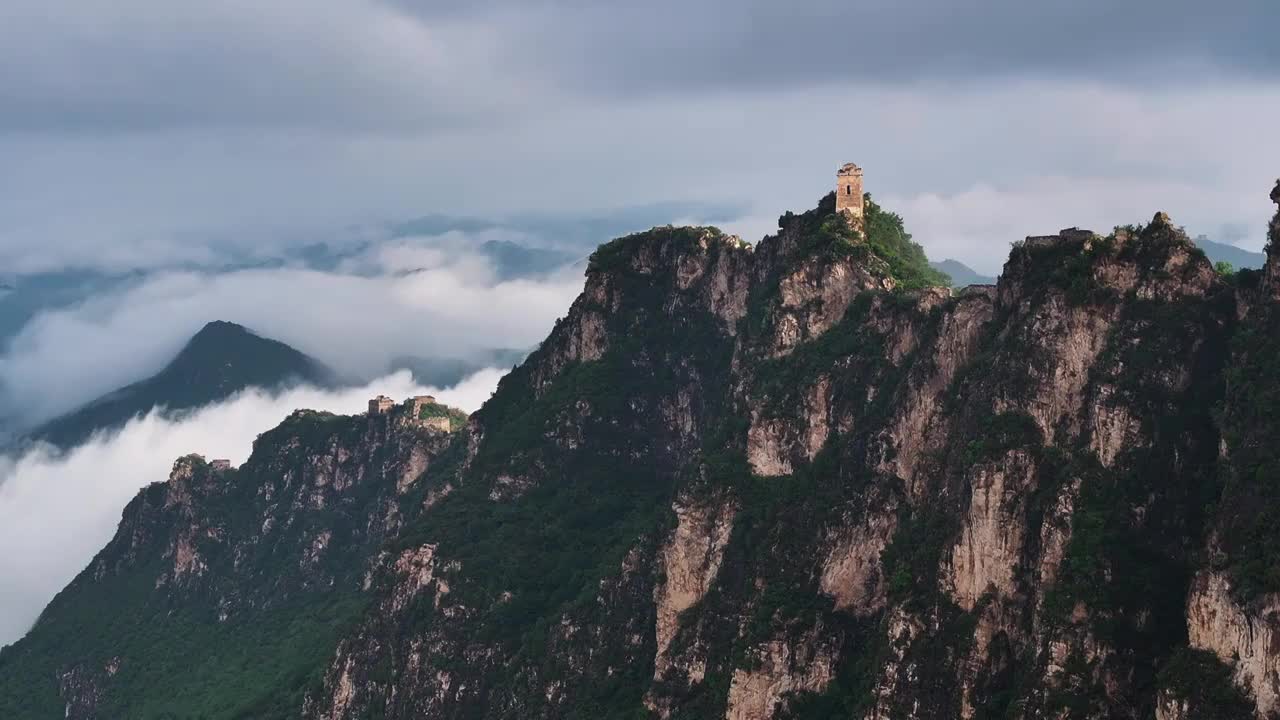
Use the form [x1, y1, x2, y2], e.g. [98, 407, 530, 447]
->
[2, 0, 1277, 278]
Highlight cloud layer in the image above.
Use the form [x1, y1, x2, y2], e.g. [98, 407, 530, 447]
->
[0, 243, 581, 426]
[0, 368, 504, 646]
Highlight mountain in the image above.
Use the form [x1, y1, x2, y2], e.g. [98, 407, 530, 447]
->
[389, 347, 530, 387]
[6, 186, 1280, 719]
[1194, 235, 1266, 270]
[26, 321, 333, 449]
[929, 258, 997, 286]
[477, 240, 576, 280]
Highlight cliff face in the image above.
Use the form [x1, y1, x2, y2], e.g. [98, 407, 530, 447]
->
[5, 187, 1280, 719]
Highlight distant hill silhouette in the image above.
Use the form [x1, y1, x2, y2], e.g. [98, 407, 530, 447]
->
[27, 321, 333, 449]
[389, 348, 529, 388]
[929, 258, 997, 287]
[1194, 236, 1266, 269]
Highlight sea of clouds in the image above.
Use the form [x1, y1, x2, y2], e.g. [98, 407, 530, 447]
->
[0, 235, 584, 428]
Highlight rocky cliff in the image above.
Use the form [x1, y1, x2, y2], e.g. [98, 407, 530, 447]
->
[4, 187, 1280, 719]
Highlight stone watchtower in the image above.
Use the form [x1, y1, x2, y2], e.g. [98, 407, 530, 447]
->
[836, 162, 865, 225]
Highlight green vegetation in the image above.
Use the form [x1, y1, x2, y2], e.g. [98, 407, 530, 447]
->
[1214, 260, 1235, 276]
[415, 400, 467, 431]
[770, 192, 950, 290]
[1156, 649, 1255, 718]
[587, 225, 726, 275]
[1217, 304, 1280, 600]
[860, 195, 952, 290]
[961, 411, 1042, 465]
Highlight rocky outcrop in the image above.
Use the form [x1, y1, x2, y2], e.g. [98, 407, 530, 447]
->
[724, 627, 837, 720]
[1187, 571, 1280, 717]
[878, 288, 994, 498]
[946, 450, 1036, 610]
[866, 609, 926, 720]
[770, 255, 893, 357]
[652, 497, 735, 681]
[819, 497, 898, 615]
[57, 665, 103, 720]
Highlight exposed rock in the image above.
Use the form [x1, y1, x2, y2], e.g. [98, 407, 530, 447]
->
[819, 498, 898, 615]
[652, 497, 735, 681]
[1154, 691, 1191, 720]
[389, 544, 444, 613]
[878, 290, 994, 497]
[946, 450, 1036, 610]
[724, 628, 837, 720]
[770, 256, 893, 357]
[1187, 571, 1280, 716]
[1088, 384, 1141, 467]
[747, 415, 792, 477]
[866, 609, 926, 720]
[57, 666, 102, 720]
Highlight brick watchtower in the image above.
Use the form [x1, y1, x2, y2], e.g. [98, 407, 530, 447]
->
[836, 162, 865, 225]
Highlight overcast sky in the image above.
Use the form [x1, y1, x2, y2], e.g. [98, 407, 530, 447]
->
[2, 0, 1277, 276]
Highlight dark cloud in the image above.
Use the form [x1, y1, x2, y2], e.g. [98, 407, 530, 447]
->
[3, 1, 1275, 137]
[0, 0, 520, 135]
[399, 0, 1280, 94]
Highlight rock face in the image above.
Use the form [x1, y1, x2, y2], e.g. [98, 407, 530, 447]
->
[652, 497, 735, 681]
[5, 187, 1280, 719]
[1187, 572, 1280, 715]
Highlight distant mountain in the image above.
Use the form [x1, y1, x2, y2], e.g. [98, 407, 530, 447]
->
[390, 348, 530, 388]
[1194, 236, 1266, 269]
[929, 258, 997, 286]
[0, 270, 140, 353]
[27, 321, 333, 449]
[477, 241, 575, 280]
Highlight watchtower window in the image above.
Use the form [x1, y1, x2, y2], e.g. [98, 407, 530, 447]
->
[846, 186, 852, 195]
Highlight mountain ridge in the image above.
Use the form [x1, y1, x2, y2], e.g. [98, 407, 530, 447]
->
[5, 183, 1280, 719]
[929, 258, 997, 286]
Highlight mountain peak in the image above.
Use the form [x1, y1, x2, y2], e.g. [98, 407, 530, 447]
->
[26, 321, 332, 448]
[193, 319, 253, 337]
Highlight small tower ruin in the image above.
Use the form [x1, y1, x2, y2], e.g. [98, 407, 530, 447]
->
[836, 162, 865, 225]
[368, 395, 394, 415]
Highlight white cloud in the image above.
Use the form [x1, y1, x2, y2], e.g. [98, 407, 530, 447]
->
[0, 257, 580, 426]
[0, 367, 504, 647]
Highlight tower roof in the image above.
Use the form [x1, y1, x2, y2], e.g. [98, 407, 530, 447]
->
[838, 162, 862, 176]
